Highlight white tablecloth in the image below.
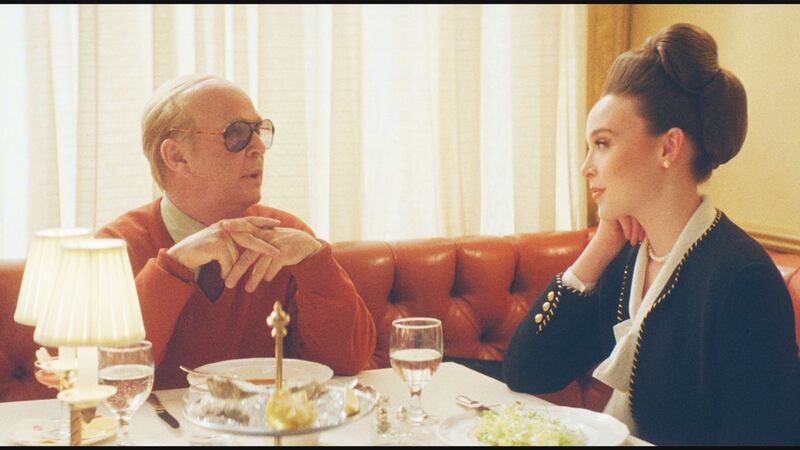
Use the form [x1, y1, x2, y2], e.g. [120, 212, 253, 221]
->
[0, 362, 650, 446]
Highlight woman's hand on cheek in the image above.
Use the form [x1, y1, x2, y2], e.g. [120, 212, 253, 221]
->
[593, 215, 644, 256]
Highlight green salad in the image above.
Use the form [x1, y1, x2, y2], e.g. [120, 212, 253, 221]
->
[470, 403, 585, 446]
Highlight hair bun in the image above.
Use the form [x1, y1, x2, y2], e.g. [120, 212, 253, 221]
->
[647, 24, 748, 167]
[696, 69, 748, 166]
[650, 23, 720, 96]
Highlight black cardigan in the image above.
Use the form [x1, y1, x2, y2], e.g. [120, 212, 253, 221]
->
[502, 212, 800, 445]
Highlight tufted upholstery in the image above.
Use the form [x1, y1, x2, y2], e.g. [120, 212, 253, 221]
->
[331, 231, 594, 369]
[0, 260, 53, 402]
[330, 231, 596, 408]
[2, 230, 799, 410]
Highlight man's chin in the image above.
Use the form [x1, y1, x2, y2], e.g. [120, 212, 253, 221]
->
[245, 190, 262, 207]
[226, 190, 261, 213]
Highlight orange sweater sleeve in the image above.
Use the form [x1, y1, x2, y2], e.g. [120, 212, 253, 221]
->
[286, 241, 377, 375]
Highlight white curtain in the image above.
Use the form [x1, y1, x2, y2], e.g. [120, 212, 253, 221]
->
[0, 4, 587, 258]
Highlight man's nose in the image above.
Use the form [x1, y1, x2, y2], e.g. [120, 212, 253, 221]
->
[245, 134, 267, 157]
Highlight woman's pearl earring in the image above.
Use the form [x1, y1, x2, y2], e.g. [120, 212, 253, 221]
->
[662, 160, 671, 169]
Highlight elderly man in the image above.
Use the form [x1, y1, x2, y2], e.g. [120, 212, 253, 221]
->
[97, 74, 376, 389]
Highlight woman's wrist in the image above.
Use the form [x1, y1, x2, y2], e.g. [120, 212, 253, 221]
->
[563, 267, 597, 293]
[570, 236, 622, 285]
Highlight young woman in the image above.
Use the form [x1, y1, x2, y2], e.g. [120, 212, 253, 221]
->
[502, 23, 799, 445]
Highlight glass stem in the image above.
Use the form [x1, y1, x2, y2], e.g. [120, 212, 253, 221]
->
[58, 400, 69, 438]
[407, 386, 426, 423]
[116, 417, 132, 446]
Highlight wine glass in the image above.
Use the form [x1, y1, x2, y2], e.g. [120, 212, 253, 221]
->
[33, 355, 76, 441]
[389, 317, 443, 426]
[98, 340, 154, 446]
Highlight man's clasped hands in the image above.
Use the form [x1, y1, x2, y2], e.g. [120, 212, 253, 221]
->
[166, 216, 322, 293]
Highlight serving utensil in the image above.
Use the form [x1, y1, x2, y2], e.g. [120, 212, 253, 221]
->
[455, 395, 498, 413]
[179, 365, 240, 380]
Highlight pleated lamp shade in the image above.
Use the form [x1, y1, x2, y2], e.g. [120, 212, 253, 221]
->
[34, 238, 145, 347]
[14, 228, 93, 326]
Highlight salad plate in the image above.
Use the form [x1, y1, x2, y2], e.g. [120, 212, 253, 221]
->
[437, 404, 629, 446]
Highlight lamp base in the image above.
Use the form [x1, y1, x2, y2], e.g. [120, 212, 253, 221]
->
[58, 385, 116, 446]
[58, 385, 116, 408]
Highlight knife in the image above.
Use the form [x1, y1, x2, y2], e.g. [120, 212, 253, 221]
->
[147, 393, 180, 429]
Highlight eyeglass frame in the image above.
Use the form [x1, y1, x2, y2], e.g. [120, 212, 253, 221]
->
[168, 118, 275, 153]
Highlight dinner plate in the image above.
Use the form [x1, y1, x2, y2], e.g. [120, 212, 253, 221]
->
[437, 405, 629, 446]
[11, 417, 118, 446]
[186, 358, 334, 390]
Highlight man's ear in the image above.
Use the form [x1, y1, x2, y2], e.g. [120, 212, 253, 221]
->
[660, 127, 686, 165]
[160, 138, 189, 175]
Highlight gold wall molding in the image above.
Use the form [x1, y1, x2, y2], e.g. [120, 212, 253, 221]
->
[741, 223, 800, 254]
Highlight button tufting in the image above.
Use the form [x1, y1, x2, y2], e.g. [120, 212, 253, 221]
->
[12, 365, 27, 380]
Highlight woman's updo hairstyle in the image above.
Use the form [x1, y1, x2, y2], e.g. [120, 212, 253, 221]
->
[602, 23, 747, 182]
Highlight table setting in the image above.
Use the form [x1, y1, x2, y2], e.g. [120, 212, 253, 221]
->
[1, 309, 649, 446]
[3, 361, 648, 446]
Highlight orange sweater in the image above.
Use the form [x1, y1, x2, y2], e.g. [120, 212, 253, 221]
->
[97, 198, 376, 389]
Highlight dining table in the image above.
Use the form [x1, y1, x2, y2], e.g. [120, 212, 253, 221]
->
[0, 362, 650, 446]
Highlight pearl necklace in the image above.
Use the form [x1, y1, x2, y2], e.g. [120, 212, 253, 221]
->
[647, 244, 669, 263]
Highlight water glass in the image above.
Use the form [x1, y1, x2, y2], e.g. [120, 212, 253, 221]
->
[389, 317, 443, 426]
[98, 340, 154, 446]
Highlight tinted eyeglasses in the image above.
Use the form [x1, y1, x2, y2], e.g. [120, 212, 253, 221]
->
[169, 118, 275, 153]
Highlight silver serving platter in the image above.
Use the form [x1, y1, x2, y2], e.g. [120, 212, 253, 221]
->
[182, 383, 378, 437]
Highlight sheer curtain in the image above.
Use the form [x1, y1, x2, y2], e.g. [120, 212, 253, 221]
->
[0, 4, 587, 258]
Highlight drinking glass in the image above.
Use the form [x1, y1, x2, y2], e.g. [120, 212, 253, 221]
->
[98, 340, 154, 446]
[389, 317, 443, 426]
[33, 357, 76, 441]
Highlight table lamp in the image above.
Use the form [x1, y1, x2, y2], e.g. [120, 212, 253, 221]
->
[33, 238, 145, 445]
[14, 228, 93, 370]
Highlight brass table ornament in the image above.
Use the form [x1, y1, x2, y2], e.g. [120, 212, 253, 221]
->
[266, 301, 290, 446]
[182, 300, 378, 443]
[66, 404, 99, 446]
